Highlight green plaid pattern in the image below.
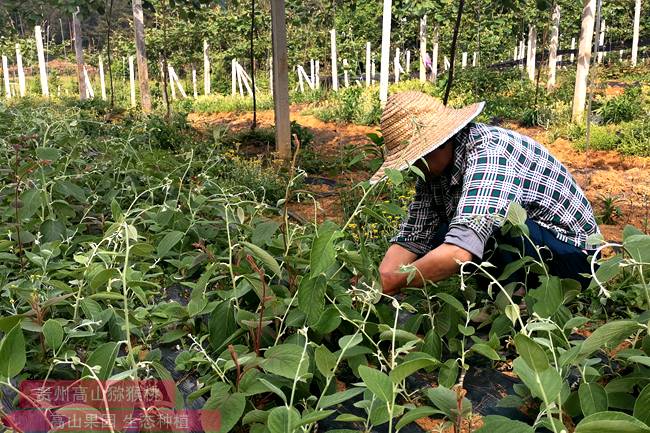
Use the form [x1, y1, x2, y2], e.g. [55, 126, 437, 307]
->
[392, 122, 599, 256]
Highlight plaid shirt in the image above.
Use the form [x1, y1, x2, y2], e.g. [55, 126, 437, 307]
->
[392, 122, 599, 257]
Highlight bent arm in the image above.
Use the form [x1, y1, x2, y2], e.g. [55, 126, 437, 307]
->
[380, 242, 472, 294]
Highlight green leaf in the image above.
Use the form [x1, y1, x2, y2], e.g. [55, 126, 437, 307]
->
[157, 230, 184, 257]
[506, 202, 527, 226]
[358, 365, 393, 403]
[267, 406, 300, 433]
[389, 356, 438, 383]
[470, 343, 501, 361]
[209, 300, 238, 351]
[40, 219, 66, 243]
[385, 168, 404, 185]
[0, 324, 26, 379]
[579, 382, 609, 417]
[634, 384, 650, 425]
[395, 406, 441, 431]
[298, 276, 326, 325]
[42, 319, 64, 351]
[82, 342, 120, 381]
[512, 358, 562, 404]
[251, 220, 281, 245]
[575, 411, 650, 433]
[438, 359, 459, 388]
[435, 293, 465, 313]
[90, 268, 120, 291]
[505, 304, 520, 325]
[475, 415, 534, 433]
[204, 391, 246, 433]
[426, 386, 472, 420]
[297, 410, 336, 426]
[315, 345, 337, 378]
[318, 387, 365, 409]
[35, 147, 61, 161]
[579, 321, 641, 358]
[242, 241, 282, 277]
[158, 328, 187, 344]
[628, 356, 650, 367]
[310, 220, 342, 277]
[262, 344, 308, 380]
[514, 334, 549, 372]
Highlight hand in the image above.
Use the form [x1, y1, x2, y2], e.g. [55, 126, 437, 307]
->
[379, 244, 417, 294]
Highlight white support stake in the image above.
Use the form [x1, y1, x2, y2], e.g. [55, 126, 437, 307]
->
[570, 37, 576, 63]
[236, 61, 244, 96]
[203, 40, 210, 95]
[35, 26, 49, 97]
[526, 26, 537, 81]
[547, 4, 560, 89]
[461, 52, 467, 69]
[129, 55, 136, 107]
[83, 66, 94, 99]
[168, 65, 176, 99]
[231, 59, 237, 96]
[2, 56, 11, 99]
[15, 44, 26, 97]
[330, 29, 338, 91]
[444, 56, 450, 71]
[192, 68, 197, 98]
[99, 56, 107, 100]
[419, 15, 427, 82]
[379, 0, 392, 106]
[310, 58, 315, 84]
[371, 58, 376, 84]
[631, 0, 641, 66]
[170, 67, 186, 98]
[597, 20, 605, 63]
[572, 0, 596, 122]
[432, 29, 439, 82]
[297, 67, 304, 92]
[405, 50, 411, 74]
[394, 48, 401, 83]
[343, 59, 349, 87]
[472, 52, 477, 67]
[315, 61, 320, 89]
[366, 43, 372, 86]
[237, 63, 253, 97]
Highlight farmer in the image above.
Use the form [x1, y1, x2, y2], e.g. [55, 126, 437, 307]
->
[373, 91, 599, 294]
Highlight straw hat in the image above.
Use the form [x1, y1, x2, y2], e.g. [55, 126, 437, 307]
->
[369, 91, 485, 184]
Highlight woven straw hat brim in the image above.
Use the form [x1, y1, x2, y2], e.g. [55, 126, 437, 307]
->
[369, 94, 485, 184]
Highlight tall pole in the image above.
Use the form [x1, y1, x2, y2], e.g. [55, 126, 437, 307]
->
[547, 4, 560, 89]
[432, 28, 438, 82]
[330, 29, 338, 91]
[365, 42, 371, 87]
[270, 0, 291, 160]
[72, 10, 87, 100]
[35, 26, 49, 97]
[132, 0, 152, 112]
[203, 40, 210, 94]
[526, 26, 537, 81]
[419, 15, 427, 82]
[15, 44, 26, 97]
[379, 0, 392, 106]
[99, 56, 107, 100]
[2, 56, 11, 99]
[572, 0, 596, 122]
[129, 55, 136, 108]
[631, 0, 641, 66]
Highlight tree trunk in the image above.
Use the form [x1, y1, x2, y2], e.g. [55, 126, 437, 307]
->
[572, 0, 596, 123]
[132, 0, 152, 112]
[106, 0, 115, 107]
[631, 0, 641, 66]
[72, 10, 87, 100]
[270, 0, 291, 160]
[526, 25, 537, 81]
[379, 0, 392, 106]
[443, 0, 465, 106]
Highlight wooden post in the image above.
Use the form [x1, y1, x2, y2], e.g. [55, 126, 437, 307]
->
[419, 15, 427, 82]
[572, 0, 596, 122]
[35, 26, 49, 97]
[330, 29, 338, 91]
[203, 40, 210, 95]
[526, 26, 537, 81]
[366, 43, 372, 86]
[570, 37, 576, 63]
[192, 67, 197, 98]
[343, 59, 349, 87]
[99, 56, 107, 100]
[129, 55, 136, 108]
[15, 44, 26, 97]
[597, 20, 605, 63]
[2, 56, 11, 99]
[461, 52, 467, 68]
[631, 0, 641, 66]
[547, 4, 560, 89]
[270, 0, 291, 160]
[132, 0, 151, 112]
[72, 11, 87, 100]
[379, 0, 392, 106]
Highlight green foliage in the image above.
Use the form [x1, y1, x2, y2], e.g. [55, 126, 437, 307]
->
[596, 86, 644, 124]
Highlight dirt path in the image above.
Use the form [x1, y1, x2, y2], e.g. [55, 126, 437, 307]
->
[188, 109, 650, 240]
